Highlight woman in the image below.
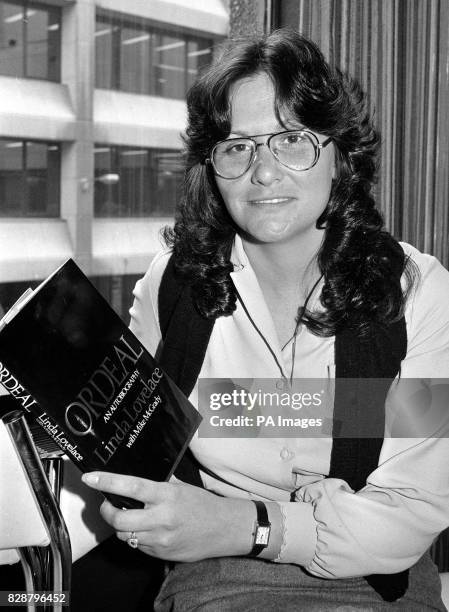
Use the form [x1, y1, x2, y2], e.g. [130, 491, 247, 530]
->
[82, 29, 449, 610]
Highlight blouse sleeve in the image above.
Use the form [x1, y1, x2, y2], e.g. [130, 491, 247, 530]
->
[128, 250, 171, 356]
[276, 248, 449, 578]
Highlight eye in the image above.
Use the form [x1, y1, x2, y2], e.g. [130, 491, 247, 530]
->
[224, 141, 252, 155]
[282, 133, 307, 146]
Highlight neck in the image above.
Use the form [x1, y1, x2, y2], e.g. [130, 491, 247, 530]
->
[241, 230, 324, 295]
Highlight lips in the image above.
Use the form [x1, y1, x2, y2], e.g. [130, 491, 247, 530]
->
[248, 197, 294, 205]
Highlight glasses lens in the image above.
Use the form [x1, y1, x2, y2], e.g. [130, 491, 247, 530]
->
[270, 131, 317, 171]
[212, 139, 254, 178]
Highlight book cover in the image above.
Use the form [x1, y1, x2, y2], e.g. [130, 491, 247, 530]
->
[0, 259, 202, 509]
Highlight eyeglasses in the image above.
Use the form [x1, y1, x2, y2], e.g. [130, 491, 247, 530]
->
[207, 129, 332, 179]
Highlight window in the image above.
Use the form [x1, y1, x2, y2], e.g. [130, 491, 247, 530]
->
[120, 21, 151, 94]
[95, 17, 116, 89]
[153, 32, 186, 99]
[94, 145, 183, 217]
[95, 12, 214, 99]
[0, 1, 61, 80]
[187, 37, 214, 90]
[0, 139, 60, 217]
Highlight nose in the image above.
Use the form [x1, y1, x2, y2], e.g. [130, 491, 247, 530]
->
[250, 142, 282, 186]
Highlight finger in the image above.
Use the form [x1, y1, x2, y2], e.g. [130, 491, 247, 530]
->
[81, 472, 161, 504]
[116, 530, 144, 544]
[99, 500, 155, 532]
[116, 529, 144, 553]
[116, 531, 157, 556]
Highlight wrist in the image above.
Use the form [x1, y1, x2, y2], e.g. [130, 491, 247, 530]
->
[220, 498, 283, 560]
[209, 496, 255, 557]
[204, 496, 283, 560]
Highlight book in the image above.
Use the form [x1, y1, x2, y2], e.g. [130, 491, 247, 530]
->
[0, 259, 202, 509]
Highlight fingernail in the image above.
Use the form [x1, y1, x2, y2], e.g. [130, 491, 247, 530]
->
[82, 473, 99, 485]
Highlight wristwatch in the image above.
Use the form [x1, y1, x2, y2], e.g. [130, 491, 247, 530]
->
[249, 500, 271, 556]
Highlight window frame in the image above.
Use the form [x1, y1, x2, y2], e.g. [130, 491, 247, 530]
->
[94, 143, 184, 218]
[94, 10, 215, 99]
[0, 0, 61, 81]
[0, 138, 61, 218]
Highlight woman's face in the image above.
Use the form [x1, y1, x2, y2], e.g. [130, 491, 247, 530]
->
[213, 72, 336, 248]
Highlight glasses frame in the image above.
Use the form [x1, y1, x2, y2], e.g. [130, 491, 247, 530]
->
[207, 129, 333, 179]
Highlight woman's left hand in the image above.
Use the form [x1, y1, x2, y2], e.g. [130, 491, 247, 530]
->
[81, 472, 254, 562]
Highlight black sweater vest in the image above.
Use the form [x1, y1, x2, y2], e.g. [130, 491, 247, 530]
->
[157, 252, 408, 603]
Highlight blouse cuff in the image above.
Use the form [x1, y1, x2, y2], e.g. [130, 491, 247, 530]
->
[273, 500, 317, 566]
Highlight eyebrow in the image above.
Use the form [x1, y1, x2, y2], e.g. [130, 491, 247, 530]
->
[229, 129, 268, 137]
[229, 125, 306, 138]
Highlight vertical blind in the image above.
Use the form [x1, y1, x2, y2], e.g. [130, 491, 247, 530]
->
[276, 0, 449, 266]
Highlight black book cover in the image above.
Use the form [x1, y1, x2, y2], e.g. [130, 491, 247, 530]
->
[0, 259, 202, 509]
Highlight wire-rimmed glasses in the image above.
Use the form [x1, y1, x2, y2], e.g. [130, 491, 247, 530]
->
[207, 129, 332, 179]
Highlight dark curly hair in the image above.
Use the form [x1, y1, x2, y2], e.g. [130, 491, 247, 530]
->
[164, 28, 416, 336]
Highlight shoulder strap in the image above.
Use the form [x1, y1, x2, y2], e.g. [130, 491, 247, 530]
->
[158, 255, 214, 487]
[330, 236, 407, 488]
[158, 255, 214, 398]
[329, 236, 408, 602]
[330, 316, 407, 489]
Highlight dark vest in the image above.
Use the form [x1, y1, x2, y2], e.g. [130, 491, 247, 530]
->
[158, 250, 408, 603]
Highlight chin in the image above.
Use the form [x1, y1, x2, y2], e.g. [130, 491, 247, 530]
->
[244, 231, 297, 246]
[248, 219, 293, 240]
[259, 222, 315, 243]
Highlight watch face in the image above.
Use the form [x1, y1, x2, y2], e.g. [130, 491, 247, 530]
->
[255, 526, 270, 546]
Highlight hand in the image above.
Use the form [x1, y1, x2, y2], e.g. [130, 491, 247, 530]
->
[81, 472, 255, 562]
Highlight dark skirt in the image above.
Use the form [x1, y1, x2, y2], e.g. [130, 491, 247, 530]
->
[154, 552, 446, 611]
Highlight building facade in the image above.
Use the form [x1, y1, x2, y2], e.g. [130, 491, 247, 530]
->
[0, 0, 229, 317]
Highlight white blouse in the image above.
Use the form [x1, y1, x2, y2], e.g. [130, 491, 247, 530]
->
[129, 236, 449, 579]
